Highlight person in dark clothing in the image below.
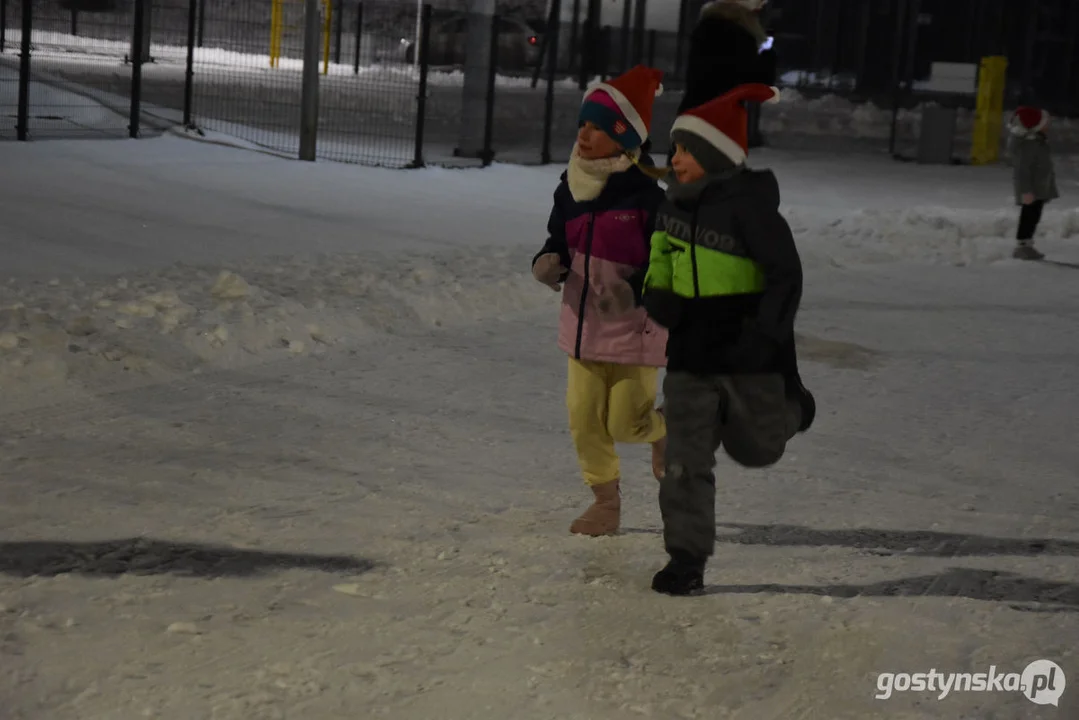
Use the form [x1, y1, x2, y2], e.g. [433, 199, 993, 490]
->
[1007, 106, 1059, 261]
[679, 0, 773, 114]
[669, 0, 775, 160]
[596, 84, 816, 596]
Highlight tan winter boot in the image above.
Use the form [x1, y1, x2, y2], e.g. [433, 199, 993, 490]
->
[569, 479, 621, 536]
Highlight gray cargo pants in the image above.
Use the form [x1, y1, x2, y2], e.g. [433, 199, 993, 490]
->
[659, 371, 801, 560]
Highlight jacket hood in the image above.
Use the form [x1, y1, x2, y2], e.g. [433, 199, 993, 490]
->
[698, 1, 767, 46]
[698, 167, 781, 208]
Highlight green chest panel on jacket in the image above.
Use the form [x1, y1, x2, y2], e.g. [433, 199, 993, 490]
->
[645, 202, 765, 298]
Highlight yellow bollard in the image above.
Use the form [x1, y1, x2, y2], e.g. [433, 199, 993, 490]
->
[322, 0, 332, 75]
[269, 0, 282, 67]
[971, 56, 1008, 165]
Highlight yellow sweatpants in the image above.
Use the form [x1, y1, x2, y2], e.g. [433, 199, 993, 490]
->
[566, 358, 666, 486]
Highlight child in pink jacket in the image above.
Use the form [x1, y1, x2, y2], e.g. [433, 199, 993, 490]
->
[532, 65, 668, 536]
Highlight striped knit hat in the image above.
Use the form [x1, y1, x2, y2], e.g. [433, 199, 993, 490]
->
[579, 65, 664, 151]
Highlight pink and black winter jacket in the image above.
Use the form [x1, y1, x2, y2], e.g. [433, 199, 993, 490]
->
[532, 161, 667, 367]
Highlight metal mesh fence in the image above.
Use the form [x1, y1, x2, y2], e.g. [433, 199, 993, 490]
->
[0, 0, 21, 138]
[5, 0, 134, 138]
[186, 0, 304, 156]
[315, 0, 419, 166]
[4, 0, 1078, 162]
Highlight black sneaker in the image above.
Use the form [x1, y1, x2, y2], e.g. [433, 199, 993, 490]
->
[651, 554, 706, 596]
[1013, 245, 1045, 261]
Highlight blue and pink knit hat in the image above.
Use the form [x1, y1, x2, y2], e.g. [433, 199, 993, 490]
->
[578, 65, 664, 151]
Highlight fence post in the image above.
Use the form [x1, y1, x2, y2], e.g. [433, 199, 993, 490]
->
[646, 28, 655, 66]
[619, 0, 630, 71]
[333, 0, 343, 64]
[129, 0, 145, 137]
[197, 0, 205, 47]
[70, 9, 77, 36]
[353, 2, 363, 73]
[631, 0, 645, 65]
[1, 0, 7, 55]
[411, 3, 431, 168]
[15, 0, 30, 140]
[184, 0, 197, 126]
[674, 0, 687, 79]
[299, 0, 323, 160]
[567, 0, 580, 73]
[481, 13, 499, 166]
[540, 0, 561, 164]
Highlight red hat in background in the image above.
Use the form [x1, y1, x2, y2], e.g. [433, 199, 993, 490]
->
[1010, 106, 1049, 135]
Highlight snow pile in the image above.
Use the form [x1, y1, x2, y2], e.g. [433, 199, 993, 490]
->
[766, 88, 1079, 150]
[2, 202, 1076, 397]
[0, 246, 550, 399]
[790, 205, 1079, 268]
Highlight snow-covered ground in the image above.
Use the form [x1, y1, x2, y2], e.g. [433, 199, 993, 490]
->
[0, 64, 129, 138]
[1, 134, 1079, 719]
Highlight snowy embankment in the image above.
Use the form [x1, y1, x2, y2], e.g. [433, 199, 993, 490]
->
[0, 248, 552, 403]
[3, 203, 1077, 404]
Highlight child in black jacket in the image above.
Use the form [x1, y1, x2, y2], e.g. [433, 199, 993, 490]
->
[598, 84, 816, 596]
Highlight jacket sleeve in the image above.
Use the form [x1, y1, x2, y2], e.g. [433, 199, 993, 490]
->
[737, 204, 803, 343]
[1013, 142, 1038, 197]
[532, 184, 572, 279]
[626, 189, 668, 303]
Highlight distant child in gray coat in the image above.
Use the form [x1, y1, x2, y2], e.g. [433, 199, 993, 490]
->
[1008, 106, 1059, 261]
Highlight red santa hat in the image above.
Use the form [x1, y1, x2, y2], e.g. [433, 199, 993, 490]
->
[1010, 106, 1049, 135]
[670, 83, 780, 166]
[580, 65, 664, 147]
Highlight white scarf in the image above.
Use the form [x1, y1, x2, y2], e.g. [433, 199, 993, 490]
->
[566, 143, 638, 202]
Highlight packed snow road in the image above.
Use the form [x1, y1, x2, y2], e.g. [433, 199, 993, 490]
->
[0, 136, 1077, 719]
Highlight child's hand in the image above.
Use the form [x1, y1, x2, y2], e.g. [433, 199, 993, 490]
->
[1022, 193, 1035, 205]
[533, 253, 567, 291]
[595, 279, 636, 318]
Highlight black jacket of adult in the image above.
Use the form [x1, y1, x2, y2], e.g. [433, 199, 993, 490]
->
[677, 1, 776, 115]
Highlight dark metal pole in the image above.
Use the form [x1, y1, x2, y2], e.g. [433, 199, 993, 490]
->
[353, 2, 363, 73]
[15, 0, 30, 140]
[183, 0, 197, 126]
[568, 0, 580, 73]
[853, 0, 871, 92]
[600, 24, 611, 80]
[530, 4, 554, 89]
[631, 0, 645, 65]
[481, 13, 499, 166]
[620, 0, 630, 71]
[197, 0, 205, 47]
[1019, 4, 1037, 103]
[333, 0, 343, 64]
[646, 28, 655, 66]
[1062, 0, 1078, 115]
[674, 0, 688, 79]
[1, 0, 8, 55]
[411, 3, 431, 167]
[129, 0, 145, 138]
[578, 0, 599, 89]
[70, 9, 77, 36]
[299, 0, 322, 160]
[540, 0, 561, 164]
[887, 0, 907, 155]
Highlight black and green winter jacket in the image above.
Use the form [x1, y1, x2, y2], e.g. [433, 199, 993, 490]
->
[636, 168, 803, 377]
